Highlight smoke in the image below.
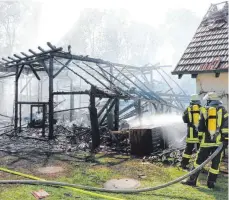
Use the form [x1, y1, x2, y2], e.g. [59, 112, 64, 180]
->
[126, 113, 183, 128]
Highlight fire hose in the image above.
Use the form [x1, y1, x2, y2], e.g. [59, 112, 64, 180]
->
[0, 143, 223, 195]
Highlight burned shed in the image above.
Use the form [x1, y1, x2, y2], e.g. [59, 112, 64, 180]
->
[172, 1, 228, 109]
[0, 42, 189, 154]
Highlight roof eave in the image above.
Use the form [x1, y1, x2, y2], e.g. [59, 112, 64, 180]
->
[171, 68, 228, 75]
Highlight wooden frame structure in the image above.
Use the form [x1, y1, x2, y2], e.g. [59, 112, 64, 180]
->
[0, 42, 190, 150]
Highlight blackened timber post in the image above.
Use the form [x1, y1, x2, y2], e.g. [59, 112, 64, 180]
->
[19, 103, 22, 133]
[99, 100, 115, 126]
[89, 85, 100, 151]
[14, 65, 19, 135]
[107, 107, 114, 130]
[97, 98, 112, 118]
[42, 104, 46, 137]
[114, 98, 119, 131]
[48, 56, 54, 139]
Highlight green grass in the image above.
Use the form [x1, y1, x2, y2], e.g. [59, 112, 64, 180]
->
[0, 153, 228, 200]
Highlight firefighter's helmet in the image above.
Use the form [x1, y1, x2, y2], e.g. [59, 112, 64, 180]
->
[203, 92, 220, 101]
[190, 94, 201, 105]
[190, 94, 200, 101]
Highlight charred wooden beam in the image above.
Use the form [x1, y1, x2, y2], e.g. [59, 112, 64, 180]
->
[83, 62, 129, 97]
[119, 102, 135, 115]
[28, 64, 40, 80]
[19, 103, 22, 133]
[0, 73, 16, 79]
[3, 47, 62, 66]
[48, 56, 54, 139]
[14, 64, 19, 135]
[95, 64, 149, 100]
[98, 98, 112, 118]
[156, 69, 184, 109]
[54, 107, 88, 113]
[124, 67, 163, 103]
[52, 52, 170, 71]
[38, 46, 45, 52]
[18, 101, 48, 105]
[20, 77, 33, 94]
[42, 104, 46, 137]
[47, 42, 56, 50]
[72, 62, 110, 90]
[14, 54, 22, 59]
[5, 56, 49, 68]
[16, 65, 25, 81]
[21, 52, 29, 57]
[8, 56, 16, 61]
[89, 85, 100, 151]
[29, 49, 37, 55]
[99, 99, 116, 126]
[53, 59, 72, 78]
[114, 98, 119, 131]
[2, 58, 10, 62]
[54, 59, 95, 87]
[38, 60, 49, 76]
[53, 91, 89, 95]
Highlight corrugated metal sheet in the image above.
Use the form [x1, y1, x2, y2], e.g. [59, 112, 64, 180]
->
[172, 2, 228, 74]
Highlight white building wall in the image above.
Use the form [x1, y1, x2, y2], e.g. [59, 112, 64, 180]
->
[196, 73, 228, 110]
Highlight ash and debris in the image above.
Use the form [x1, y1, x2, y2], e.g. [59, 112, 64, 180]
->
[0, 120, 128, 166]
[0, 126, 90, 155]
[142, 147, 185, 167]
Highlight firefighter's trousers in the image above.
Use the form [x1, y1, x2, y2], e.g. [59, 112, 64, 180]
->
[181, 143, 200, 167]
[194, 146, 224, 183]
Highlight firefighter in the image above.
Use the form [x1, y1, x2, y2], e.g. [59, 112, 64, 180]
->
[181, 94, 202, 170]
[182, 92, 228, 188]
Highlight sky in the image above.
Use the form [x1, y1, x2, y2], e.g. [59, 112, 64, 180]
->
[36, 0, 224, 45]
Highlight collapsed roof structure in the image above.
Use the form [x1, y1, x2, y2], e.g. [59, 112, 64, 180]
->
[0, 42, 189, 150]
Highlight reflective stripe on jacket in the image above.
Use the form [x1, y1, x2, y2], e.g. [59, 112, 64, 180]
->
[199, 106, 228, 147]
[183, 105, 202, 143]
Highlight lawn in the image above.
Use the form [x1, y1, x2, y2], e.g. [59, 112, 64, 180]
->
[0, 152, 228, 200]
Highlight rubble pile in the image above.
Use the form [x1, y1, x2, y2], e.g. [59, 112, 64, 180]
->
[0, 126, 91, 156]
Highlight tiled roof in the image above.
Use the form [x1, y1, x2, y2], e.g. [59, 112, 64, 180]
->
[172, 2, 228, 75]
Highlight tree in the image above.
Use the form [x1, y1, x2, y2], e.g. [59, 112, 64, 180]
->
[0, 0, 41, 56]
[62, 9, 160, 65]
[0, 1, 21, 56]
[159, 8, 201, 94]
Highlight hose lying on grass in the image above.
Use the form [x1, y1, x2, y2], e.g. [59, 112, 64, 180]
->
[0, 143, 223, 194]
[0, 168, 124, 200]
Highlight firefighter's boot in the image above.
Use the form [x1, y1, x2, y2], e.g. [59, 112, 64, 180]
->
[207, 181, 215, 189]
[207, 173, 217, 189]
[181, 171, 199, 186]
[180, 159, 189, 170]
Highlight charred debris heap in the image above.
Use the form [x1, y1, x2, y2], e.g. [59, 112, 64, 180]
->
[0, 42, 189, 154]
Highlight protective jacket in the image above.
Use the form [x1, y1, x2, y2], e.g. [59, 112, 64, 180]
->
[198, 105, 228, 148]
[182, 104, 202, 143]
